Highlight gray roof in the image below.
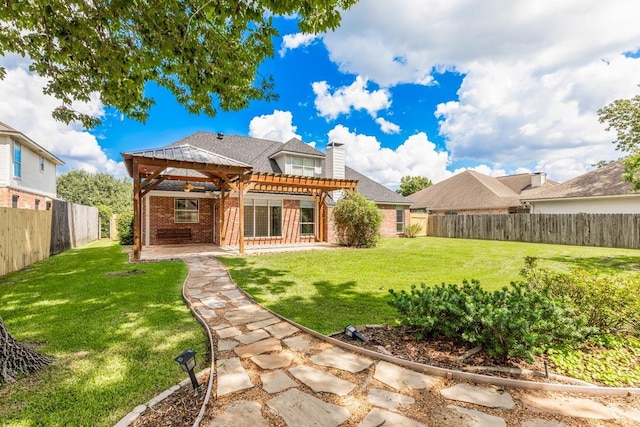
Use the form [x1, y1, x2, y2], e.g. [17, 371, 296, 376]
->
[162, 132, 409, 205]
[408, 170, 556, 211]
[522, 160, 637, 201]
[0, 120, 65, 165]
[124, 144, 251, 168]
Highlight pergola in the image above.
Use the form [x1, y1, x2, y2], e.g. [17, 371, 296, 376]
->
[122, 145, 358, 260]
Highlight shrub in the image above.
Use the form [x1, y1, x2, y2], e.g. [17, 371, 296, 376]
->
[522, 258, 640, 336]
[116, 212, 134, 245]
[332, 192, 382, 248]
[402, 223, 422, 238]
[389, 280, 588, 361]
[97, 204, 113, 239]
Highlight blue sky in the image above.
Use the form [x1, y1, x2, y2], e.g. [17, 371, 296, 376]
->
[2, 0, 640, 189]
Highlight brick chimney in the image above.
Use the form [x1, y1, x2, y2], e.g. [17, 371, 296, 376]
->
[531, 172, 546, 188]
[326, 141, 345, 201]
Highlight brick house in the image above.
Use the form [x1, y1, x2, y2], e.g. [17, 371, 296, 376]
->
[0, 121, 64, 210]
[122, 132, 411, 258]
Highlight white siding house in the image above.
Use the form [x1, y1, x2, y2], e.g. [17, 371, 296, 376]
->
[521, 161, 640, 214]
[0, 121, 64, 210]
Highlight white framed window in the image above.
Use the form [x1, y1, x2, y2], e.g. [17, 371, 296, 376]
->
[175, 198, 199, 223]
[40, 156, 45, 172]
[300, 200, 315, 236]
[244, 199, 282, 237]
[396, 206, 405, 233]
[291, 156, 317, 177]
[12, 195, 19, 208]
[13, 142, 22, 178]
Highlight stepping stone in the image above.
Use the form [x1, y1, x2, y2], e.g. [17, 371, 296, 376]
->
[189, 280, 209, 288]
[235, 329, 270, 345]
[251, 352, 294, 369]
[373, 361, 440, 392]
[225, 308, 273, 325]
[204, 271, 228, 277]
[266, 388, 350, 427]
[288, 366, 356, 396]
[520, 393, 617, 419]
[247, 317, 280, 330]
[197, 308, 217, 319]
[216, 358, 253, 396]
[211, 283, 236, 291]
[311, 347, 373, 373]
[218, 339, 238, 351]
[212, 323, 231, 330]
[283, 335, 314, 352]
[216, 326, 242, 339]
[523, 420, 568, 427]
[221, 289, 244, 300]
[441, 383, 516, 409]
[206, 400, 268, 427]
[201, 296, 227, 309]
[234, 338, 282, 358]
[448, 406, 506, 427]
[368, 388, 415, 411]
[231, 299, 253, 308]
[265, 322, 300, 339]
[357, 408, 426, 427]
[261, 370, 299, 393]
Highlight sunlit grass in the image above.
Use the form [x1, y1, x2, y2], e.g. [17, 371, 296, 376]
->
[220, 237, 640, 334]
[0, 240, 207, 427]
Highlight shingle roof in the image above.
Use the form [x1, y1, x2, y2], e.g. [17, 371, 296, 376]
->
[522, 160, 637, 201]
[0, 120, 18, 132]
[408, 170, 556, 211]
[346, 167, 411, 205]
[0, 120, 65, 165]
[270, 138, 325, 158]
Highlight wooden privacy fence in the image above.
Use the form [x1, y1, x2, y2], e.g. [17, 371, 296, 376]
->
[0, 201, 99, 276]
[409, 213, 429, 237]
[427, 213, 640, 249]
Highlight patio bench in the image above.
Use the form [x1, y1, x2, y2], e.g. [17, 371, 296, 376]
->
[156, 228, 192, 240]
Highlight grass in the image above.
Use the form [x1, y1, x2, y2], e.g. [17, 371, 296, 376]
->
[219, 236, 640, 334]
[0, 240, 207, 427]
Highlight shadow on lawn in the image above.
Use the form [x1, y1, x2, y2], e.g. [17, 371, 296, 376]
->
[221, 257, 395, 334]
[542, 254, 640, 274]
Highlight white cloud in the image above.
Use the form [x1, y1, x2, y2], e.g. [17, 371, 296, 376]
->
[328, 124, 451, 187]
[280, 33, 319, 56]
[320, 0, 640, 181]
[312, 76, 391, 120]
[248, 110, 301, 142]
[0, 58, 125, 177]
[375, 117, 400, 134]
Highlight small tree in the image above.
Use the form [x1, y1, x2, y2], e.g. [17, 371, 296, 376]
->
[332, 192, 382, 248]
[396, 176, 433, 196]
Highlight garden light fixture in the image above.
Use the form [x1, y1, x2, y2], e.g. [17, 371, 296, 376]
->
[174, 349, 202, 397]
[344, 324, 368, 342]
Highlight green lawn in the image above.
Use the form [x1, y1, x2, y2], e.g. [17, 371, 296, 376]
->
[219, 237, 640, 334]
[0, 240, 207, 427]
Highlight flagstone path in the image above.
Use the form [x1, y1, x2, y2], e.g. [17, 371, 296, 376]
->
[180, 255, 640, 427]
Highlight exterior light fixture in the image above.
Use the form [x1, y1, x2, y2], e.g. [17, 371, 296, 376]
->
[174, 349, 202, 397]
[344, 324, 368, 342]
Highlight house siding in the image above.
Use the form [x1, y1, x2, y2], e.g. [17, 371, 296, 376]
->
[0, 136, 10, 185]
[531, 197, 640, 214]
[0, 136, 57, 199]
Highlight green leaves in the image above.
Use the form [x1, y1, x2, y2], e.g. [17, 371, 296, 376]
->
[0, 0, 357, 127]
[396, 175, 433, 196]
[332, 192, 382, 248]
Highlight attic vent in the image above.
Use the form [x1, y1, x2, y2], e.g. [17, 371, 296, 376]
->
[216, 132, 224, 140]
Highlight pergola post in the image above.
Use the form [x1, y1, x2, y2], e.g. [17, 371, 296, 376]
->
[219, 184, 226, 246]
[132, 159, 142, 260]
[238, 180, 245, 254]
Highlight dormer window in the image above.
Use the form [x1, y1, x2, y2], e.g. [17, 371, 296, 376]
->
[291, 156, 317, 177]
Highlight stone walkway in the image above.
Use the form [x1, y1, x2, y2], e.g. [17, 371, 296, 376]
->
[181, 255, 640, 427]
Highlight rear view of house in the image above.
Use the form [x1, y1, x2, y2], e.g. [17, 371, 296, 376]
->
[0, 121, 64, 210]
[122, 132, 411, 258]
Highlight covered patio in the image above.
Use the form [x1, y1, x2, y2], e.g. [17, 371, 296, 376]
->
[122, 145, 358, 260]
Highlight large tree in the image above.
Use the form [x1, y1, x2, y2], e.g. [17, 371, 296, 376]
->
[598, 87, 640, 189]
[396, 175, 433, 197]
[57, 170, 132, 213]
[0, 0, 356, 128]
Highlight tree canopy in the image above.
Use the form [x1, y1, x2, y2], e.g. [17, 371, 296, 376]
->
[396, 175, 433, 196]
[598, 87, 640, 189]
[0, 0, 356, 128]
[56, 170, 132, 213]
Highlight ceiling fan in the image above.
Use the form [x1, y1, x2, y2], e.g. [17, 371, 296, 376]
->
[183, 181, 205, 192]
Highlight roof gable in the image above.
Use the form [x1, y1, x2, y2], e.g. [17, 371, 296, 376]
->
[0, 120, 65, 165]
[269, 138, 325, 158]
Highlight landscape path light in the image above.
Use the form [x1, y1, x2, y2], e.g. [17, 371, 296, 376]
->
[174, 349, 202, 397]
[344, 324, 368, 342]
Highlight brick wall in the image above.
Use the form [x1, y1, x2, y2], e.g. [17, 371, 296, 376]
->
[378, 204, 406, 238]
[146, 196, 214, 245]
[0, 187, 49, 210]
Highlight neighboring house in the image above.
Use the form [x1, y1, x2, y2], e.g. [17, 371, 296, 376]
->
[0, 121, 64, 210]
[122, 132, 410, 256]
[521, 160, 639, 213]
[408, 170, 556, 215]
